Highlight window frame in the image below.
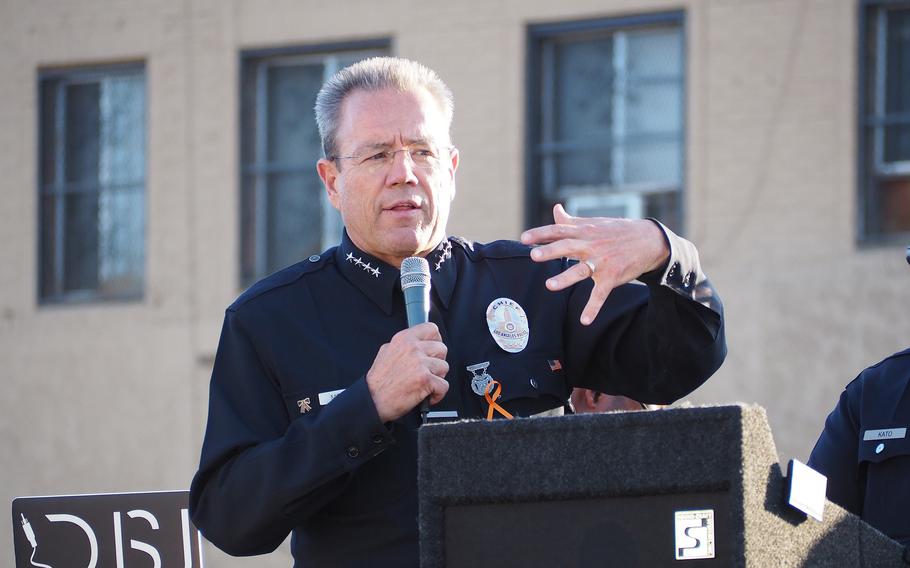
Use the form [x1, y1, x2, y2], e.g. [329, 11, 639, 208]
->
[37, 62, 147, 305]
[858, 0, 910, 245]
[238, 39, 390, 287]
[525, 11, 687, 232]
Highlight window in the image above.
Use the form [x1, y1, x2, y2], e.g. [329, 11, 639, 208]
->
[861, 2, 910, 240]
[39, 64, 146, 303]
[240, 42, 388, 285]
[527, 13, 685, 233]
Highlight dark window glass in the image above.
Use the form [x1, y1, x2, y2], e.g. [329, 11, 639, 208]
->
[39, 66, 145, 303]
[240, 47, 386, 286]
[862, 4, 910, 240]
[530, 15, 685, 233]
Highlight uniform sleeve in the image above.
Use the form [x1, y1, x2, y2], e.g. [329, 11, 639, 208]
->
[565, 222, 725, 404]
[189, 309, 394, 556]
[807, 383, 864, 515]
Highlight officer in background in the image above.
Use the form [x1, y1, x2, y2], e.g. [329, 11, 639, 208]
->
[190, 57, 726, 566]
[807, 246, 910, 546]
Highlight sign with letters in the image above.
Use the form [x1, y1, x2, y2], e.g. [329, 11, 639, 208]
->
[674, 509, 715, 560]
[12, 490, 203, 568]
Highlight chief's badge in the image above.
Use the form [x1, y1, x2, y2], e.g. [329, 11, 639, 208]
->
[486, 297, 529, 353]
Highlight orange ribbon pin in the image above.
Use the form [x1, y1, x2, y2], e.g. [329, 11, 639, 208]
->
[484, 379, 514, 420]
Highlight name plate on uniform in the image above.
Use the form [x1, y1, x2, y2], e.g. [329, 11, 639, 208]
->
[863, 427, 906, 441]
[12, 490, 203, 568]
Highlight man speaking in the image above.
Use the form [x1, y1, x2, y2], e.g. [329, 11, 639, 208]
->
[189, 57, 726, 566]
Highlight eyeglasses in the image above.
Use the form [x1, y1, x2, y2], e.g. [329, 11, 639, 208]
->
[331, 144, 453, 175]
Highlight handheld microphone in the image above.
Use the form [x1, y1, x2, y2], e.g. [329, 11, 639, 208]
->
[400, 257, 432, 422]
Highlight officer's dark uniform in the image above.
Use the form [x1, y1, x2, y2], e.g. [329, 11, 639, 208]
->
[808, 348, 910, 546]
[190, 228, 726, 566]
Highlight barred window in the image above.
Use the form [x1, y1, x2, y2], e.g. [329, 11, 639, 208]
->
[861, 2, 910, 240]
[39, 64, 146, 303]
[528, 13, 685, 233]
[240, 43, 388, 285]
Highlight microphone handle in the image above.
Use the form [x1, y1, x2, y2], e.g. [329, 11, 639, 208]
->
[420, 395, 430, 424]
[402, 285, 431, 422]
[403, 288, 429, 327]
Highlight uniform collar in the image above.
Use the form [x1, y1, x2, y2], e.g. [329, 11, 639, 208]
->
[335, 231, 457, 315]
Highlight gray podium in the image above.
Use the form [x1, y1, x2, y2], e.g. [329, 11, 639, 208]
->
[417, 404, 907, 567]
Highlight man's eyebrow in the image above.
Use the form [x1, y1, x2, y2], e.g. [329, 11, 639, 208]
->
[350, 138, 434, 155]
[351, 141, 393, 155]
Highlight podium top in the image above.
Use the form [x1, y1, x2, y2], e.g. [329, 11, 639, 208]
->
[418, 404, 907, 567]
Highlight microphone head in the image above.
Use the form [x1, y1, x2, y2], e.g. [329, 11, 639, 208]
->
[400, 256, 431, 290]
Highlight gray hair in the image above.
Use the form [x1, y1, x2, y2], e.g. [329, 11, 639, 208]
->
[314, 57, 454, 159]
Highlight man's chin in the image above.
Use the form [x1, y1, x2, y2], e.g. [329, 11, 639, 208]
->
[383, 228, 439, 258]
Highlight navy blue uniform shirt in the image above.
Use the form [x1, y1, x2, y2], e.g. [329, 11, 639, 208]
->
[190, 229, 726, 566]
[808, 348, 910, 546]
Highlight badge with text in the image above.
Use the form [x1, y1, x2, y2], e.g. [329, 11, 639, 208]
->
[486, 298, 529, 353]
[466, 362, 494, 396]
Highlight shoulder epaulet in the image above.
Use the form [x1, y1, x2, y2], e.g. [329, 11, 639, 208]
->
[864, 347, 910, 370]
[449, 235, 474, 252]
[845, 347, 910, 390]
[228, 248, 336, 311]
[460, 238, 532, 261]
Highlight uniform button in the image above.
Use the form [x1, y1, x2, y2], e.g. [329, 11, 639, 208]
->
[875, 443, 885, 454]
[371, 433, 384, 445]
[308, 255, 320, 262]
[347, 445, 360, 458]
[529, 378, 538, 389]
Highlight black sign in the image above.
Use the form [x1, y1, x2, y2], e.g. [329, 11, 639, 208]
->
[12, 490, 202, 567]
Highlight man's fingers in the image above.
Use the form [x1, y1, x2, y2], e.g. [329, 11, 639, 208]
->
[520, 203, 591, 247]
[424, 340, 448, 360]
[402, 322, 441, 341]
[520, 221, 579, 245]
[580, 284, 611, 326]
[428, 375, 450, 405]
[426, 356, 449, 379]
[529, 238, 588, 263]
[414, 322, 441, 340]
[552, 203, 581, 225]
[545, 261, 595, 292]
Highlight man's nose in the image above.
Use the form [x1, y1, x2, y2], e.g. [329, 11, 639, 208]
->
[386, 150, 419, 186]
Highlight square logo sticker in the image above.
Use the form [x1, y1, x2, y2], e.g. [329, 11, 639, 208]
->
[674, 509, 715, 560]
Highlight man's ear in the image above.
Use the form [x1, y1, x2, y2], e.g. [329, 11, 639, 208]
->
[317, 158, 341, 210]
[448, 147, 460, 180]
[447, 147, 459, 201]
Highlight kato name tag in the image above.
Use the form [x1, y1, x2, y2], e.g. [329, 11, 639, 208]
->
[318, 389, 344, 406]
[863, 428, 906, 441]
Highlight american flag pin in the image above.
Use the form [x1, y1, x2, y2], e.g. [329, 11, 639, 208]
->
[547, 359, 562, 371]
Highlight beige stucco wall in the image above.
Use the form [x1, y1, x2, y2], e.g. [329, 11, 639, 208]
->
[1, 0, 908, 565]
